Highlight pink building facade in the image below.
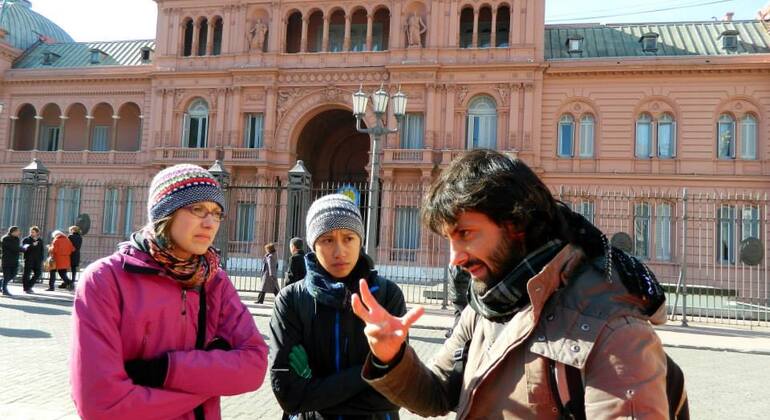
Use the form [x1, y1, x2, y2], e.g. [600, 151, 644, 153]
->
[0, 0, 768, 310]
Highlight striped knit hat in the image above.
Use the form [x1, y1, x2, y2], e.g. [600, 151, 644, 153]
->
[147, 164, 225, 223]
[306, 194, 365, 250]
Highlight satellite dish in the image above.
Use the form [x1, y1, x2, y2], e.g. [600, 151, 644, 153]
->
[740, 237, 764, 266]
[610, 232, 633, 253]
[75, 214, 91, 236]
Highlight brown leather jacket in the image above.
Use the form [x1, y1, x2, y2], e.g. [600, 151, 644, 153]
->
[364, 245, 668, 419]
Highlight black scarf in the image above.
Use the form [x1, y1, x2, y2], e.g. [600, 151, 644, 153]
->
[304, 251, 374, 310]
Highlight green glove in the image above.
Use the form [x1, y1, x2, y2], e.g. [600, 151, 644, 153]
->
[289, 345, 312, 379]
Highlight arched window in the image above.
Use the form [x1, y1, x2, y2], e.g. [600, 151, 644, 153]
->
[197, 18, 209, 56]
[183, 99, 209, 148]
[740, 114, 757, 160]
[372, 8, 390, 51]
[579, 114, 594, 157]
[557, 114, 574, 157]
[478, 7, 492, 48]
[657, 113, 676, 158]
[635, 113, 653, 158]
[466, 96, 497, 149]
[182, 19, 193, 56]
[459, 7, 473, 48]
[286, 12, 302, 53]
[717, 114, 735, 159]
[212, 17, 223, 55]
[496, 5, 510, 47]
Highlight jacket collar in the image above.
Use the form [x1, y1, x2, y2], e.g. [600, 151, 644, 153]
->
[304, 251, 376, 310]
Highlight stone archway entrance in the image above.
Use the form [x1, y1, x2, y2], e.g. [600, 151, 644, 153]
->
[296, 108, 370, 183]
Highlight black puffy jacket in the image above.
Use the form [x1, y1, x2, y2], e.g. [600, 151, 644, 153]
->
[269, 252, 405, 420]
[1, 235, 21, 267]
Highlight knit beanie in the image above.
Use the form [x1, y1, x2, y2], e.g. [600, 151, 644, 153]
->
[147, 164, 225, 223]
[306, 194, 365, 249]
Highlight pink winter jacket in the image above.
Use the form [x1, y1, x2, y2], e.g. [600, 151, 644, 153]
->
[70, 244, 268, 420]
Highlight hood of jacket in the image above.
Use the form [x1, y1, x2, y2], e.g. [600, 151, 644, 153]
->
[303, 251, 375, 310]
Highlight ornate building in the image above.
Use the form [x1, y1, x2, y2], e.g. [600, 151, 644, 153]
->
[0, 0, 768, 290]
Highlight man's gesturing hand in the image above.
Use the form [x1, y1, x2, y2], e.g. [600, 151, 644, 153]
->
[351, 279, 425, 364]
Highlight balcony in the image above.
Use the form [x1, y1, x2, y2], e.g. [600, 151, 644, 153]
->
[223, 147, 266, 163]
[382, 149, 438, 166]
[6, 150, 139, 166]
[153, 147, 218, 164]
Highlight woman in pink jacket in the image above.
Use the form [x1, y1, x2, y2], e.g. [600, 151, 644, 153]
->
[70, 164, 268, 420]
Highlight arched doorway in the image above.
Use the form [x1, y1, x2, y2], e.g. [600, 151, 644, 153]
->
[296, 108, 370, 183]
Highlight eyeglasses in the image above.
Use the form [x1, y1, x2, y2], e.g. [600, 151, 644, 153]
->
[182, 205, 225, 222]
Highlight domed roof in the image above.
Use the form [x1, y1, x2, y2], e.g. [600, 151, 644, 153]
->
[0, 0, 74, 51]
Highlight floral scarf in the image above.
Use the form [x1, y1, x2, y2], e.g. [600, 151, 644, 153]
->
[140, 228, 220, 289]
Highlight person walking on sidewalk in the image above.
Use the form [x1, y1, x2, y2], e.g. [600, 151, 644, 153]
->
[51, 230, 75, 290]
[285, 237, 306, 286]
[269, 194, 404, 420]
[21, 226, 44, 293]
[1, 226, 22, 296]
[70, 163, 268, 420]
[352, 150, 678, 419]
[68, 225, 83, 285]
[255, 242, 279, 304]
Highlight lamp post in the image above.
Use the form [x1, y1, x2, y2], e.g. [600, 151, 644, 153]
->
[352, 84, 407, 263]
[207, 160, 230, 267]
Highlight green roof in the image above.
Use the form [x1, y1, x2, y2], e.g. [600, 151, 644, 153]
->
[545, 20, 770, 60]
[0, 0, 74, 51]
[13, 39, 155, 69]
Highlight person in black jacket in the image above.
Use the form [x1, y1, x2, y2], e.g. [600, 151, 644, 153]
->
[21, 226, 44, 294]
[444, 264, 470, 338]
[269, 194, 405, 420]
[286, 237, 306, 286]
[1, 226, 22, 296]
[68, 225, 83, 285]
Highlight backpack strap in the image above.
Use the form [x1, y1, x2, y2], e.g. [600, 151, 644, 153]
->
[193, 286, 207, 420]
[548, 360, 586, 420]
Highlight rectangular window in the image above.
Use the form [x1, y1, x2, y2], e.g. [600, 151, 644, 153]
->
[717, 205, 736, 264]
[742, 205, 760, 241]
[393, 206, 420, 261]
[234, 203, 256, 242]
[655, 203, 672, 261]
[92, 125, 110, 151]
[184, 114, 208, 148]
[634, 203, 651, 259]
[41, 126, 61, 151]
[329, 24, 344, 52]
[401, 113, 424, 149]
[103, 188, 119, 235]
[578, 118, 594, 158]
[635, 122, 652, 158]
[575, 201, 595, 224]
[55, 186, 81, 231]
[658, 121, 676, 158]
[460, 22, 473, 48]
[558, 122, 574, 157]
[2, 185, 20, 228]
[467, 116, 497, 149]
[741, 118, 757, 160]
[123, 188, 135, 238]
[244, 113, 264, 149]
[350, 23, 366, 51]
[370, 23, 384, 51]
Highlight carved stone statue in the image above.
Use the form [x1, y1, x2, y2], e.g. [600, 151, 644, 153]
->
[249, 18, 268, 52]
[405, 12, 427, 48]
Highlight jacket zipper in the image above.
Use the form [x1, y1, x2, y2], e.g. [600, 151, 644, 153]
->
[335, 311, 342, 420]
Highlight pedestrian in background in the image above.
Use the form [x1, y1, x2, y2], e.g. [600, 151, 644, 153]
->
[51, 230, 75, 290]
[70, 163, 268, 419]
[21, 226, 44, 294]
[68, 225, 83, 285]
[1, 226, 22, 296]
[285, 237, 306, 286]
[444, 264, 470, 338]
[255, 242, 279, 304]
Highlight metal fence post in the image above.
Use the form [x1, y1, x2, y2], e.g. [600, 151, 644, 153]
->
[677, 188, 689, 326]
[284, 161, 312, 273]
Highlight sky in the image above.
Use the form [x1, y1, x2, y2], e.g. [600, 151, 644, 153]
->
[24, 0, 770, 42]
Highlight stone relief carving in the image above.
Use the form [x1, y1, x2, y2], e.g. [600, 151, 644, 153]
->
[277, 87, 304, 119]
[323, 86, 345, 102]
[405, 12, 427, 48]
[248, 19, 268, 52]
[496, 84, 509, 105]
[456, 85, 469, 105]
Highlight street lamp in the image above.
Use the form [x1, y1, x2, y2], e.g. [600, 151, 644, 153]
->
[207, 159, 230, 266]
[351, 84, 407, 263]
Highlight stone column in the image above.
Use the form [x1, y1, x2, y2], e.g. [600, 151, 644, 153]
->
[491, 8, 497, 48]
[177, 20, 186, 56]
[85, 115, 94, 150]
[33, 115, 42, 150]
[110, 114, 120, 151]
[472, 8, 479, 48]
[192, 20, 201, 55]
[510, 6, 517, 46]
[343, 14, 352, 51]
[206, 21, 215, 55]
[300, 17, 308, 52]
[8, 116, 17, 149]
[322, 17, 330, 52]
[366, 13, 374, 51]
[58, 115, 67, 151]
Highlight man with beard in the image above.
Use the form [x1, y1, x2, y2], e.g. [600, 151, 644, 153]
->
[351, 150, 674, 419]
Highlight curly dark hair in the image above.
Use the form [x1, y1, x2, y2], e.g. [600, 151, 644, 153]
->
[422, 149, 561, 251]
